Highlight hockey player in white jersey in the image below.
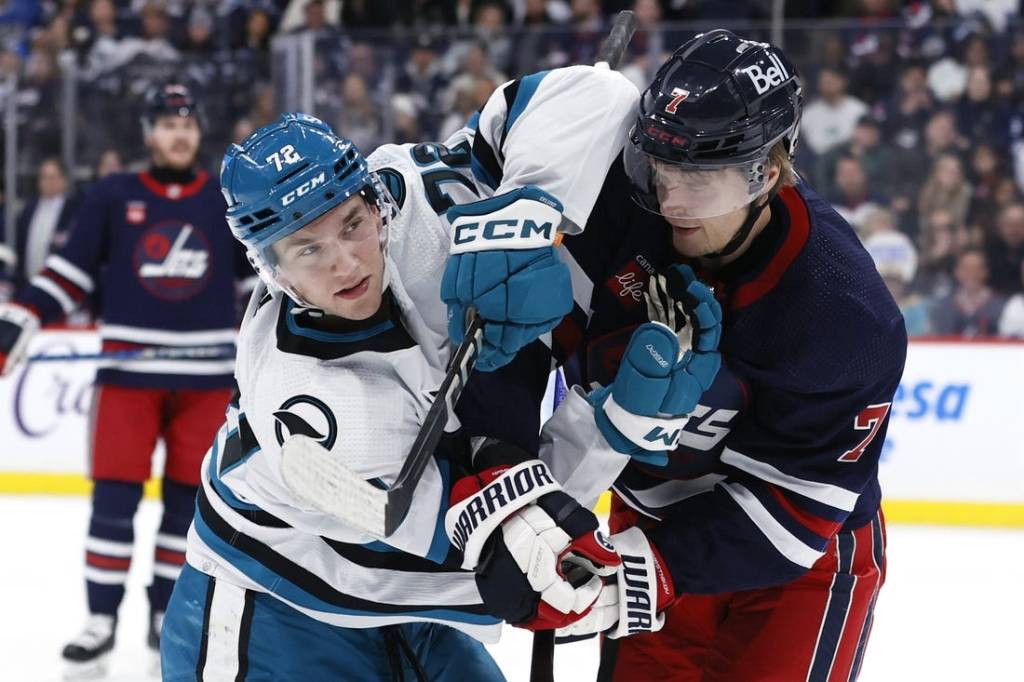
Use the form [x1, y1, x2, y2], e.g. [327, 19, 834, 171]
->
[160, 99, 635, 679]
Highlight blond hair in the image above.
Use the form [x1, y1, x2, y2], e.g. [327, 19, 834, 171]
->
[765, 140, 798, 201]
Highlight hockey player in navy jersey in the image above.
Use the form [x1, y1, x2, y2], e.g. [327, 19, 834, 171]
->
[443, 31, 907, 680]
[159, 110, 631, 679]
[0, 84, 254, 677]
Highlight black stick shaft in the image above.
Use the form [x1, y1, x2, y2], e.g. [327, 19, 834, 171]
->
[595, 11, 638, 70]
[530, 630, 556, 682]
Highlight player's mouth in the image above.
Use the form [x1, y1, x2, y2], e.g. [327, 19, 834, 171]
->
[669, 221, 702, 234]
[335, 276, 370, 300]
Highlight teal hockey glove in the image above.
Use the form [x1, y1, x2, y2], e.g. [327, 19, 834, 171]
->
[442, 186, 573, 372]
[588, 266, 722, 465]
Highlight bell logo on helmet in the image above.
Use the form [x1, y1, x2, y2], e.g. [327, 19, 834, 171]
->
[664, 87, 689, 115]
[742, 51, 790, 95]
[281, 172, 327, 206]
[266, 144, 302, 172]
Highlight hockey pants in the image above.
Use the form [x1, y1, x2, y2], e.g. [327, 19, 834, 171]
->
[599, 510, 886, 682]
[162, 563, 507, 681]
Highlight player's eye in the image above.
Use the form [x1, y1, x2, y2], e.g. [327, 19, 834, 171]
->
[344, 219, 363, 234]
[298, 244, 320, 257]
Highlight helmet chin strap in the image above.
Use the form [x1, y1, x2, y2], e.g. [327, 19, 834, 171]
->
[703, 198, 768, 259]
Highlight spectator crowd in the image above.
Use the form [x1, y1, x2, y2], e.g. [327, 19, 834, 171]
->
[1, 0, 1023, 338]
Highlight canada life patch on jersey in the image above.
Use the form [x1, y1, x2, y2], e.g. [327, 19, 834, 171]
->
[273, 394, 338, 450]
[133, 220, 212, 300]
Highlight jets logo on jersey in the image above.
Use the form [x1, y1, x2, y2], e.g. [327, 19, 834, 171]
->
[133, 221, 212, 300]
[273, 394, 338, 450]
[126, 201, 146, 224]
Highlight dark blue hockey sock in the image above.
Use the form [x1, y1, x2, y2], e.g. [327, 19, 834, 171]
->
[85, 480, 143, 616]
[147, 478, 197, 613]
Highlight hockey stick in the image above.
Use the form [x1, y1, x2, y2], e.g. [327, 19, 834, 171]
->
[281, 312, 485, 538]
[28, 344, 236, 362]
[531, 11, 638, 682]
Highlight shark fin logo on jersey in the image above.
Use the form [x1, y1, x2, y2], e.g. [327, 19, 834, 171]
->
[133, 221, 212, 300]
[274, 394, 338, 450]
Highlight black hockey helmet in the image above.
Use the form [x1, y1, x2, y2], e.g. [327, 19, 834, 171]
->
[625, 29, 803, 221]
[142, 83, 201, 132]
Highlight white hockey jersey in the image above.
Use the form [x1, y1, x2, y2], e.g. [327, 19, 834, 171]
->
[184, 65, 638, 642]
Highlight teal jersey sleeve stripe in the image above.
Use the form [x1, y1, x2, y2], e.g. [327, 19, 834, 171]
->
[192, 511, 499, 625]
[504, 71, 550, 143]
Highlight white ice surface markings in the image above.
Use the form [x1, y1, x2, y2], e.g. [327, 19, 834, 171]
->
[0, 496, 1021, 681]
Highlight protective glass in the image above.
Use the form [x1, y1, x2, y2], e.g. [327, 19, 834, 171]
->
[250, 173, 398, 306]
[624, 142, 770, 220]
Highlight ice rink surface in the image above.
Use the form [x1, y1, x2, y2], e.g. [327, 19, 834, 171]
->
[1, 496, 1021, 682]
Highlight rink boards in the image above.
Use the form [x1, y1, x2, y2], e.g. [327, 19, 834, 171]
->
[1, 329, 1022, 527]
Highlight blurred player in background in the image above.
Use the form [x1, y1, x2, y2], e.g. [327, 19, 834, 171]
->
[160, 109, 630, 679]
[0, 83, 254, 678]
[442, 31, 907, 680]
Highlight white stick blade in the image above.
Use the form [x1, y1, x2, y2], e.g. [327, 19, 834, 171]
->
[280, 435, 388, 538]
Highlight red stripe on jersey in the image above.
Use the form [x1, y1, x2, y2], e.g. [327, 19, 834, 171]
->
[138, 169, 210, 200]
[40, 269, 87, 301]
[731, 186, 811, 311]
[768, 484, 842, 540]
[86, 552, 132, 571]
[101, 340, 146, 352]
[154, 548, 186, 566]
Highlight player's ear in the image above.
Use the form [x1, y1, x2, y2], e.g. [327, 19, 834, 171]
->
[757, 161, 783, 207]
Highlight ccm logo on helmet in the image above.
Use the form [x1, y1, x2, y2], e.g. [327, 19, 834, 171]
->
[742, 51, 790, 95]
[281, 172, 327, 206]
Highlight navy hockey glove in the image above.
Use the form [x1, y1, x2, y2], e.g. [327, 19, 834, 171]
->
[556, 528, 676, 641]
[588, 266, 722, 466]
[0, 303, 39, 376]
[442, 186, 573, 372]
[445, 461, 621, 630]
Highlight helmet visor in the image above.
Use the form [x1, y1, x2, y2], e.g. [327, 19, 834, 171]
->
[624, 142, 770, 220]
[248, 173, 398, 306]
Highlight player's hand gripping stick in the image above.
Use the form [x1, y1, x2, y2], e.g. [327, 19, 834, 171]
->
[587, 265, 722, 466]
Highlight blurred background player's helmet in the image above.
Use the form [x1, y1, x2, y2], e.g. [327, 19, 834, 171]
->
[142, 82, 201, 134]
[625, 29, 803, 220]
[865, 230, 918, 285]
[220, 112, 397, 305]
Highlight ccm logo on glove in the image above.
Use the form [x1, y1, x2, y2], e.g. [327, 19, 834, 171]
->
[453, 218, 554, 246]
[449, 462, 556, 554]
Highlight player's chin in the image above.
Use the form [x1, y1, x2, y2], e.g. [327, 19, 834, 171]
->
[327, 275, 380, 319]
[164, 152, 197, 170]
[669, 227, 707, 257]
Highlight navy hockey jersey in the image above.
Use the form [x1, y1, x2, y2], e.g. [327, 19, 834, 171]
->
[554, 170, 907, 594]
[17, 170, 253, 389]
